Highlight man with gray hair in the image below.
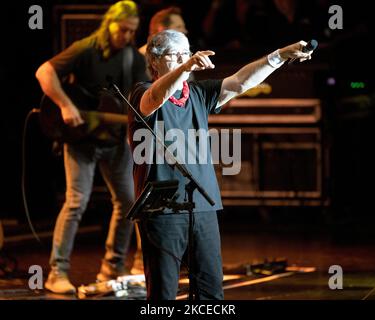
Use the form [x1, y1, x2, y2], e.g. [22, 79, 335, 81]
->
[129, 30, 313, 300]
[131, 6, 189, 276]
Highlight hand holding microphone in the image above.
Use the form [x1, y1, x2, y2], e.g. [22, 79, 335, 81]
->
[282, 39, 318, 65]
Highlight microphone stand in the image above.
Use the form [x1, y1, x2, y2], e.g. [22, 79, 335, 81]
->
[111, 83, 215, 300]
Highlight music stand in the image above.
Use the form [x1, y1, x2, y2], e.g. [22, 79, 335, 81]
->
[126, 180, 179, 222]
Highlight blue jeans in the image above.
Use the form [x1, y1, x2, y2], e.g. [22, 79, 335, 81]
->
[50, 142, 135, 273]
[139, 211, 224, 300]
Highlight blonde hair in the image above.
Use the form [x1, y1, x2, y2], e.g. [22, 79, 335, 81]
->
[93, 1, 138, 59]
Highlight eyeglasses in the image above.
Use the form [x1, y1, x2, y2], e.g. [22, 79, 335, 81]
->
[162, 51, 192, 61]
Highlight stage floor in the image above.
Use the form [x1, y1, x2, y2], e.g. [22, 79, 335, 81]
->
[1, 210, 375, 300]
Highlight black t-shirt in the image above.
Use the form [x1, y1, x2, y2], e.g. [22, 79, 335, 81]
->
[50, 35, 148, 99]
[49, 35, 148, 145]
[129, 79, 224, 213]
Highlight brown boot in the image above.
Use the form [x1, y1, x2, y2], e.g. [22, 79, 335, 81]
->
[96, 260, 131, 282]
[45, 269, 76, 294]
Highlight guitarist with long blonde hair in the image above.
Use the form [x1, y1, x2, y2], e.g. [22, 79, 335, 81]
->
[35, 1, 148, 294]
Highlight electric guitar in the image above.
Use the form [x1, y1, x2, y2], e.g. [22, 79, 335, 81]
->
[39, 84, 128, 145]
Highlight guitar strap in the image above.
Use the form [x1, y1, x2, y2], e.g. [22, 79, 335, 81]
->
[114, 46, 134, 143]
[122, 45, 134, 98]
[93, 47, 134, 147]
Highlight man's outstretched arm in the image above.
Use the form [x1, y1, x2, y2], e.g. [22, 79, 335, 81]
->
[218, 41, 313, 107]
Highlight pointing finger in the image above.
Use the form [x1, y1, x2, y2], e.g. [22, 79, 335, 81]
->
[199, 50, 215, 56]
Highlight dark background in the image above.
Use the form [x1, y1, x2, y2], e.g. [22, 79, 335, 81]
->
[1, 0, 374, 226]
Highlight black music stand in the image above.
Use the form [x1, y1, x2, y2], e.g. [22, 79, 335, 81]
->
[126, 180, 180, 222]
[126, 179, 203, 300]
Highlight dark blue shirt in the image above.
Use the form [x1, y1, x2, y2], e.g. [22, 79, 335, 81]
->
[129, 80, 224, 213]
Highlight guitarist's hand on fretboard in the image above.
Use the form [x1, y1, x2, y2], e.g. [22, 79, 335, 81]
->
[60, 103, 85, 127]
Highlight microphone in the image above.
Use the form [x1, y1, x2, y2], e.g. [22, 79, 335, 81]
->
[303, 39, 318, 53]
[288, 39, 318, 65]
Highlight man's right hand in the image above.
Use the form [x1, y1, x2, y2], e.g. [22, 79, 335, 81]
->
[60, 103, 84, 127]
[184, 50, 216, 72]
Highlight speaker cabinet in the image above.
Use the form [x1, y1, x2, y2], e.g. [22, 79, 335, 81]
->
[53, 5, 109, 51]
[210, 98, 329, 206]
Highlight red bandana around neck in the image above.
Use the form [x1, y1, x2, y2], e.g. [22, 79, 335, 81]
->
[168, 81, 190, 107]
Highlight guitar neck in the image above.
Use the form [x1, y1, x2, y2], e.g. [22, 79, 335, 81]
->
[81, 111, 128, 124]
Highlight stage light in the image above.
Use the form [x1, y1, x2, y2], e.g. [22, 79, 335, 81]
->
[350, 81, 365, 89]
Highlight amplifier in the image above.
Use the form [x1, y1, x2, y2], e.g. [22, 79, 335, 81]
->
[212, 98, 321, 124]
[53, 5, 109, 51]
[209, 98, 329, 206]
